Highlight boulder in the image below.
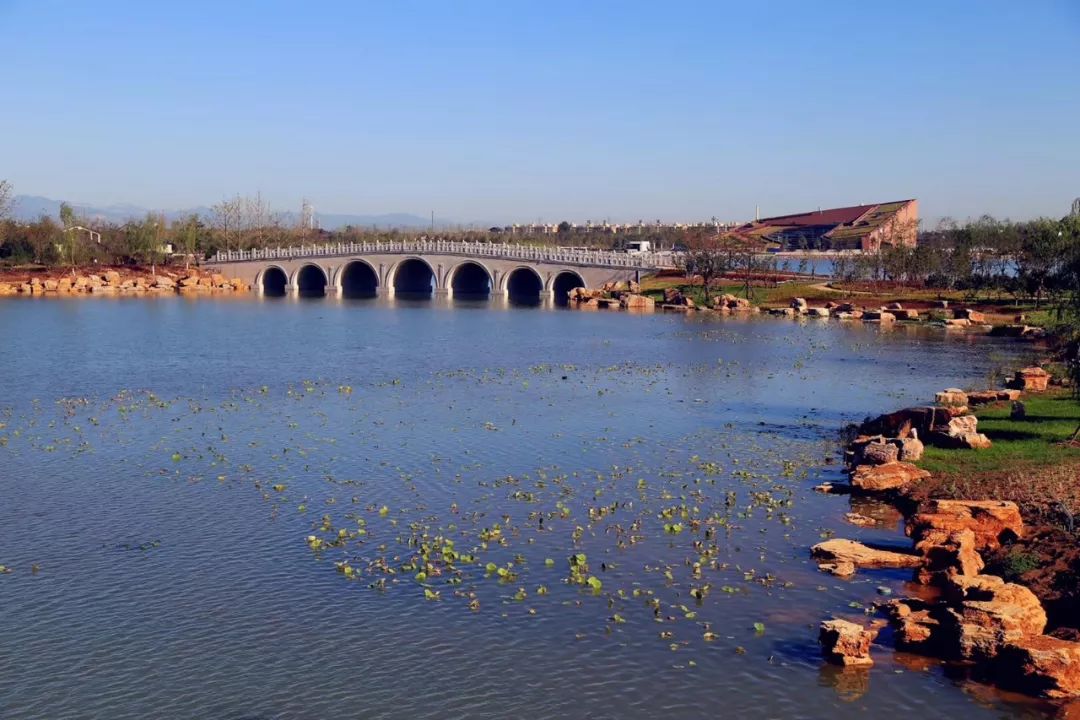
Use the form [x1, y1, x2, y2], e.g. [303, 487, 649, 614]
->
[935, 388, 969, 407]
[891, 436, 925, 462]
[211, 273, 227, 286]
[1011, 367, 1050, 392]
[944, 318, 971, 328]
[629, 280, 641, 294]
[153, 276, 176, 289]
[888, 599, 947, 653]
[811, 538, 923, 573]
[893, 309, 920, 320]
[932, 300, 949, 309]
[968, 389, 1021, 406]
[836, 311, 863, 320]
[907, 499, 1022, 550]
[997, 635, 1080, 698]
[663, 287, 686, 305]
[820, 619, 877, 667]
[43, 279, 59, 291]
[914, 528, 985, 585]
[791, 297, 809, 313]
[0, 282, 15, 295]
[885, 302, 904, 311]
[859, 441, 899, 466]
[943, 414, 978, 436]
[956, 308, 987, 323]
[104, 270, 121, 285]
[769, 307, 797, 317]
[231, 278, 249, 291]
[807, 307, 830, 318]
[179, 275, 201, 288]
[850, 462, 931, 492]
[620, 294, 655, 310]
[862, 311, 896, 323]
[946, 574, 1047, 661]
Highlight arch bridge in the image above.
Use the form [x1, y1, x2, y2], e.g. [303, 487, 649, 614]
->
[207, 239, 664, 304]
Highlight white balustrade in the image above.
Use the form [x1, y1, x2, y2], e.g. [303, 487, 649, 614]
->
[211, 240, 668, 269]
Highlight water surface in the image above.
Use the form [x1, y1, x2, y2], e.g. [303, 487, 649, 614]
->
[0, 297, 1052, 719]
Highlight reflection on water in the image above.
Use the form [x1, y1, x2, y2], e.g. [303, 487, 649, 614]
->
[0, 297, 1053, 719]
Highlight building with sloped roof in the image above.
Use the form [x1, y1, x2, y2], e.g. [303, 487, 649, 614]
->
[737, 199, 918, 252]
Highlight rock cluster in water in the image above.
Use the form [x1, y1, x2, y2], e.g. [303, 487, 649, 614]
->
[816, 371, 1080, 700]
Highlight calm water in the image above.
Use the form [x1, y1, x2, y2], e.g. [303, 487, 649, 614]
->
[0, 296, 1053, 719]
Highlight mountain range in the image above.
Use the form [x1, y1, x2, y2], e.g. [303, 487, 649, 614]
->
[11, 195, 441, 230]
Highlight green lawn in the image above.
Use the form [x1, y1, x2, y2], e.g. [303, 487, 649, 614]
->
[919, 391, 1080, 477]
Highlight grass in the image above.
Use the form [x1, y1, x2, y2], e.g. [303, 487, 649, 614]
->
[918, 391, 1080, 477]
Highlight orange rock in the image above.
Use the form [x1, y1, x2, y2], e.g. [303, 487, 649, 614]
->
[820, 619, 878, 666]
[907, 499, 1022, 550]
[914, 528, 984, 584]
[998, 635, 1080, 698]
[811, 538, 923, 573]
[850, 462, 931, 491]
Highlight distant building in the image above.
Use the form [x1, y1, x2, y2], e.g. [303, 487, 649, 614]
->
[735, 199, 918, 252]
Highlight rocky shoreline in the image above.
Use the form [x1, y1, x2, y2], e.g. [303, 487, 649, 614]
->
[814, 369, 1080, 702]
[0, 268, 250, 296]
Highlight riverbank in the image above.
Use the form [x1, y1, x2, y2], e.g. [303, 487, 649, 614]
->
[640, 274, 1060, 331]
[0, 265, 250, 295]
[815, 371, 1080, 701]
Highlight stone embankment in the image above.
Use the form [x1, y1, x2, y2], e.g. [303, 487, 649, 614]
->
[568, 281, 656, 311]
[815, 368, 1080, 700]
[0, 268, 250, 296]
[773, 298, 1046, 337]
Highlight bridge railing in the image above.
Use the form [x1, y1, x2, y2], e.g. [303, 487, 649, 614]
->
[209, 240, 670, 269]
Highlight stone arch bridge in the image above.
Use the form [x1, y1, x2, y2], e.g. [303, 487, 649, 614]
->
[207, 240, 665, 304]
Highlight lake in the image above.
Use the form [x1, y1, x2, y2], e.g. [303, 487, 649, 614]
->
[0, 296, 1054, 719]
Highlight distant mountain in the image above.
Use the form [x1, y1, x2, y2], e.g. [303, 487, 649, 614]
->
[11, 195, 438, 230]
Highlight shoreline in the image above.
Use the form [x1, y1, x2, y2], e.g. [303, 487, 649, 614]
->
[814, 373, 1080, 701]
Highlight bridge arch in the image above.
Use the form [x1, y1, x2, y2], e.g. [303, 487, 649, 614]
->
[549, 270, 586, 306]
[292, 263, 329, 297]
[503, 265, 545, 302]
[448, 260, 492, 298]
[337, 259, 379, 298]
[390, 256, 438, 297]
[257, 265, 289, 296]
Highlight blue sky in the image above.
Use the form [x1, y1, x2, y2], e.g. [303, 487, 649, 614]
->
[2, 0, 1078, 224]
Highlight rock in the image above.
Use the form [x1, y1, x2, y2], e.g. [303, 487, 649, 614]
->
[1011, 367, 1050, 392]
[935, 388, 969, 407]
[811, 538, 923, 572]
[619, 294, 655, 311]
[90, 284, 116, 294]
[968, 389, 1021, 406]
[0, 282, 15, 295]
[998, 635, 1080, 698]
[844, 512, 879, 527]
[43, 279, 59, 291]
[180, 275, 201, 288]
[198, 277, 213, 287]
[850, 462, 931, 492]
[956, 308, 987, 323]
[836, 311, 863, 320]
[859, 441, 899, 465]
[211, 273, 227, 286]
[153, 276, 176, 289]
[663, 287, 687, 305]
[820, 619, 878, 667]
[914, 528, 985, 585]
[943, 414, 979, 436]
[683, 297, 696, 309]
[629, 280, 640, 294]
[769, 307, 797, 317]
[104, 270, 121, 285]
[888, 599, 946, 653]
[807, 307, 830, 318]
[231, 278, 248, 291]
[893, 309, 920, 320]
[791, 297, 808, 312]
[932, 300, 949, 309]
[892, 436, 925, 462]
[907, 499, 1022, 550]
[946, 574, 1047, 661]
[862, 311, 896, 323]
[944, 318, 971, 327]
[885, 302, 904, 311]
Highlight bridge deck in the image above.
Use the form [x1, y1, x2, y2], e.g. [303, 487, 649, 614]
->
[211, 240, 669, 269]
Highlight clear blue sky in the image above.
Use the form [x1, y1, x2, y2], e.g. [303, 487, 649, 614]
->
[2, 0, 1078, 225]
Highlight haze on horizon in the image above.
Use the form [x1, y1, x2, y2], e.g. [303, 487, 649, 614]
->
[2, 0, 1078, 226]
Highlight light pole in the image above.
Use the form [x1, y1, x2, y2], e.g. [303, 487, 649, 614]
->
[63, 226, 101, 276]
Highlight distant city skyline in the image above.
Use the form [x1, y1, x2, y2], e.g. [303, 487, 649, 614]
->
[1, 1, 1078, 224]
